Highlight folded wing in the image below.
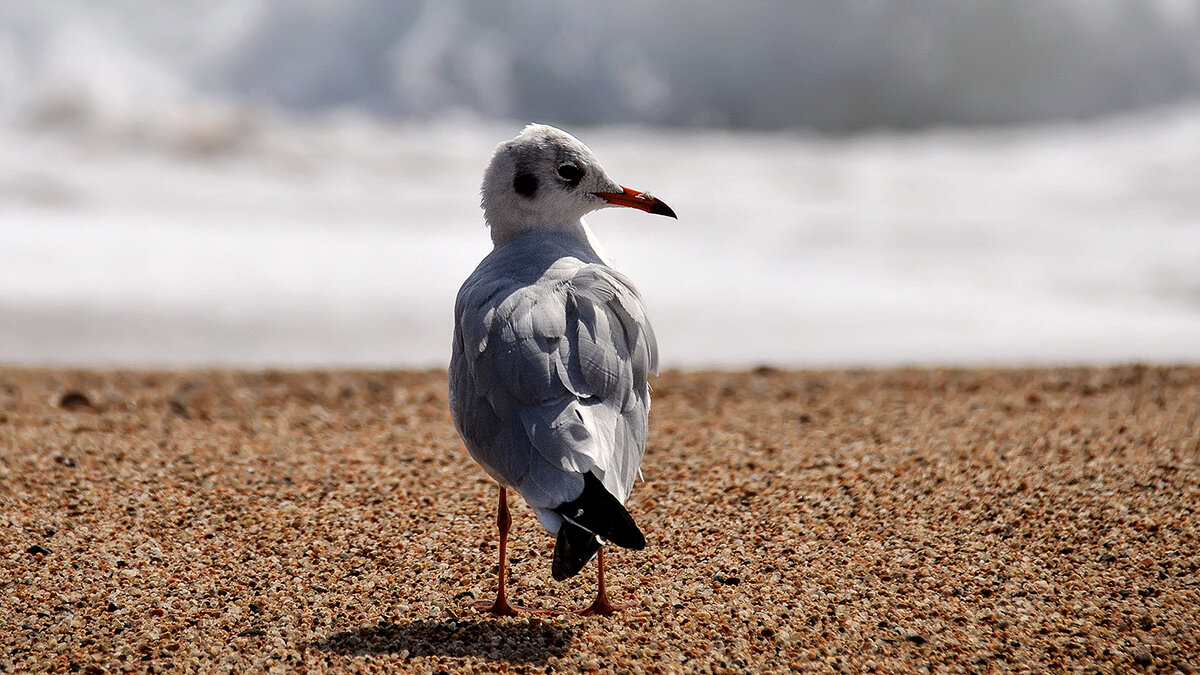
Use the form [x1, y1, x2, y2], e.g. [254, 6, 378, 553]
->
[450, 254, 657, 529]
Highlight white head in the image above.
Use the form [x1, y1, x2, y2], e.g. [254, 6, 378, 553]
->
[481, 124, 675, 245]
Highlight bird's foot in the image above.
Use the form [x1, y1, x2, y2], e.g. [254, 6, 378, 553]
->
[471, 597, 559, 616]
[577, 594, 636, 616]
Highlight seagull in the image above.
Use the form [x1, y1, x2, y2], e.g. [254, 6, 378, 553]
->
[449, 124, 676, 615]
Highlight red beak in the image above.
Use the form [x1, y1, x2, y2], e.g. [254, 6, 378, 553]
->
[593, 186, 677, 219]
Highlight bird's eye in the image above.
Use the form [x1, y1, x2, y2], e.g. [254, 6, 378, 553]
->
[557, 164, 584, 187]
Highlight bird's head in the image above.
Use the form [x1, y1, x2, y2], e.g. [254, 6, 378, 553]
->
[481, 124, 675, 244]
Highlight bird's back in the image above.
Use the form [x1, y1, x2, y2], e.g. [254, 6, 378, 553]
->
[449, 231, 657, 533]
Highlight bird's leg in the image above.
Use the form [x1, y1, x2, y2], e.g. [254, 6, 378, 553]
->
[578, 547, 635, 615]
[472, 487, 556, 616]
[472, 486, 517, 615]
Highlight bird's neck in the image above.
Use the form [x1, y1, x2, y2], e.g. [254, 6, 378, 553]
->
[491, 219, 614, 266]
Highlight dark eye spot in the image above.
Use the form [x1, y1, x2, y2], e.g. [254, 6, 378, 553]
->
[557, 164, 584, 187]
[513, 172, 538, 197]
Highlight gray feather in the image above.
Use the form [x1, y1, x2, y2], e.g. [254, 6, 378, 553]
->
[449, 231, 655, 521]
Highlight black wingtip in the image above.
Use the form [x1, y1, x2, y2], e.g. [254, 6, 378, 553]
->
[552, 522, 601, 580]
[553, 472, 646, 551]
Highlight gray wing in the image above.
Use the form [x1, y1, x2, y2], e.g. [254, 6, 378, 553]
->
[449, 256, 657, 529]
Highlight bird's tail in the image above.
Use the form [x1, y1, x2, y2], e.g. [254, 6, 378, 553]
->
[552, 521, 602, 580]
[551, 471, 645, 580]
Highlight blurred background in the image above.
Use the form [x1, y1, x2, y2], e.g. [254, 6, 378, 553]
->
[2, 0, 1199, 368]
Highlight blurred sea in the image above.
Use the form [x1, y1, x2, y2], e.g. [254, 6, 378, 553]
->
[2, 1, 1199, 367]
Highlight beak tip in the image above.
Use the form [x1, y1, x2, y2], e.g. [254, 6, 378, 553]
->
[594, 186, 677, 219]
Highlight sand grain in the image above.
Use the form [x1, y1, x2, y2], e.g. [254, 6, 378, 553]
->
[1, 366, 1198, 672]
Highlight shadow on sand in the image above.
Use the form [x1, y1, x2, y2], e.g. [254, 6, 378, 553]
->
[311, 618, 574, 664]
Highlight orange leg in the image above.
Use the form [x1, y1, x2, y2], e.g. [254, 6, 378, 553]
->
[578, 547, 636, 615]
[472, 487, 555, 616]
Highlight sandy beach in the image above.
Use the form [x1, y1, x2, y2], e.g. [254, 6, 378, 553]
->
[1, 365, 1197, 673]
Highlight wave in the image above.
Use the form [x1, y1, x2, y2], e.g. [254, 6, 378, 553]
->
[2, 0, 1199, 135]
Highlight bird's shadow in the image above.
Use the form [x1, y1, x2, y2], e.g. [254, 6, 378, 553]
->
[310, 618, 574, 665]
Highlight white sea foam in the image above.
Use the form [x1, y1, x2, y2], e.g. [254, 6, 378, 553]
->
[2, 107, 1199, 367]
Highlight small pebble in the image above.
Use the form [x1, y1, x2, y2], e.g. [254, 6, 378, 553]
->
[57, 390, 94, 410]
